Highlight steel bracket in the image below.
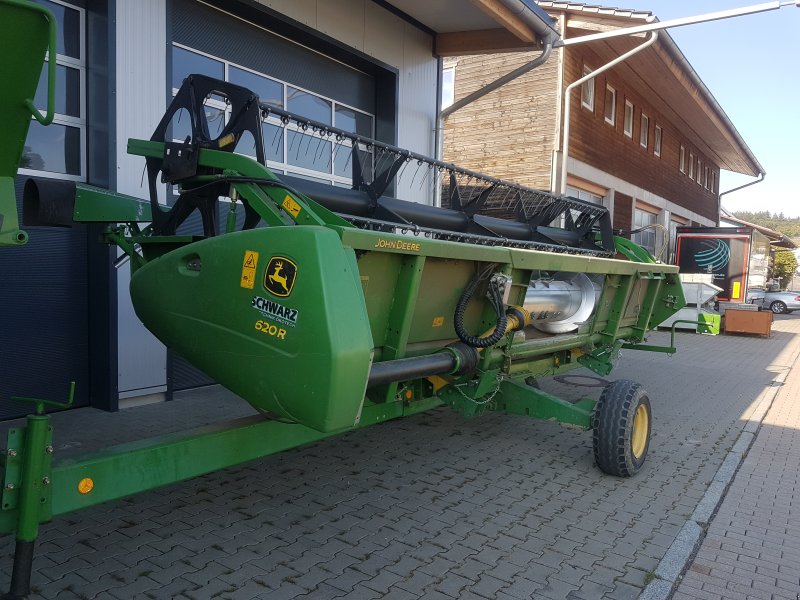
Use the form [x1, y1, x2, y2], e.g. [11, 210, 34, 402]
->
[577, 341, 623, 376]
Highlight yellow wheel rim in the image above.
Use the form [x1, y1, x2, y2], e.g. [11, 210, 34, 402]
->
[631, 404, 649, 459]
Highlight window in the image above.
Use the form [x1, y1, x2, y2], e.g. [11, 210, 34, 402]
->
[654, 126, 662, 157]
[640, 113, 649, 148]
[604, 84, 616, 125]
[441, 66, 455, 109]
[21, 0, 86, 181]
[624, 100, 634, 137]
[679, 145, 686, 173]
[566, 186, 604, 205]
[711, 171, 716, 193]
[704, 167, 710, 189]
[688, 152, 694, 179]
[170, 44, 374, 186]
[632, 208, 658, 255]
[581, 66, 594, 111]
[697, 158, 702, 185]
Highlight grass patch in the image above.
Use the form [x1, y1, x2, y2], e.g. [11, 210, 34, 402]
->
[644, 570, 661, 586]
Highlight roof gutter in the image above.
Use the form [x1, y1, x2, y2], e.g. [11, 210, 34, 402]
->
[553, 2, 798, 178]
[719, 171, 766, 204]
[496, 0, 560, 45]
[717, 172, 765, 226]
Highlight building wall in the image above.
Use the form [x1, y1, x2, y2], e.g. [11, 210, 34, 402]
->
[563, 46, 720, 223]
[110, 0, 439, 400]
[254, 0, 439, 202]
[440, 26, 723, 263]
[442, 50, 560, 190]
[115, 0, 169, 399]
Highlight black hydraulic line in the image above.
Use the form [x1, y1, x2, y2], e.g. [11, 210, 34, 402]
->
[454, 266, 508, 349]
[367, 342, 479, 387]
[367, 353, 456, 387]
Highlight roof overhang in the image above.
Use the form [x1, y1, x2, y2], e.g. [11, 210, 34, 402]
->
[381, 0, 560, 55]
[721, 213, 797, 248]
[538, 2, 763, 177]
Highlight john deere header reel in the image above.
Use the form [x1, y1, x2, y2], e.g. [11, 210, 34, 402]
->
[23, 73, 684, 465]
[3, 14, 684, 593]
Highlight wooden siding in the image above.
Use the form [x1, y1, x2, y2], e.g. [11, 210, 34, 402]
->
[614, 192, 633, 232]
[563, 47, 719, 222]
[442, 50, 560, 190]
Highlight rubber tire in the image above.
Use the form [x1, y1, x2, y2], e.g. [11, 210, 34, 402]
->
[770, 301, 787, 314]
[593, 380, 652, 477]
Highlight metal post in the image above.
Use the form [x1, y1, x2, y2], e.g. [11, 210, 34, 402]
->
[5, 415, 51, 600]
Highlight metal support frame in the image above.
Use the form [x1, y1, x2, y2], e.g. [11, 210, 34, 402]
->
[5, 69, 687, 597]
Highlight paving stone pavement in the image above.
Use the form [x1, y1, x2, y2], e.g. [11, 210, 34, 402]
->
[673, 318, 800, 600]
[2, 315, 800, 600]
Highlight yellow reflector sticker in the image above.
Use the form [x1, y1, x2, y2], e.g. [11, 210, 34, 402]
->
[218, 133, 236, 148]
[282, 195, 302, 218]
[77, 477, 94, 494]
[240, 250, 259, 290]
[732, 281, 741, 299]
[432, 316, 444, 327]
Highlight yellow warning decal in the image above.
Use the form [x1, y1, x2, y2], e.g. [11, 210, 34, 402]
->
[732, 281, 741, 299]
[282, 195, 302, 218]
[240, 250, 259, 289]
[432, 316, 445, 327]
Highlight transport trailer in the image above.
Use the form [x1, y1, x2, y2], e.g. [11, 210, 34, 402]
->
[0, 2, 685, 596]
[675, 226, 770, 304]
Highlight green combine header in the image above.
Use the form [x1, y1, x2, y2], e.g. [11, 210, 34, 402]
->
[1, 1, 686, 596]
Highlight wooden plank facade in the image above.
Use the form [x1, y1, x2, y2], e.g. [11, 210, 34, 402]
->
[442, 51, 559, 191]
[442, 3, 761, 261]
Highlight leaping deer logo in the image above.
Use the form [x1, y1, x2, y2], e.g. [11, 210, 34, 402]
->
[268, 261, 289, 293]
[264, 257, 297, 297]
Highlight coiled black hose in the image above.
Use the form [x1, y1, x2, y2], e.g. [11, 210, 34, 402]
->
[454, 264, 508, 348]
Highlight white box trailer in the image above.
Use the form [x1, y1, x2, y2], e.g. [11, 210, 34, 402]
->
[675, 226, 770, 304]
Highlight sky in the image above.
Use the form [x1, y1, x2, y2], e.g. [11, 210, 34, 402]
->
[613, 1, 800, 217]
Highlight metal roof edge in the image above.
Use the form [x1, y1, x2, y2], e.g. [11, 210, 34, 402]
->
[536, 0, 764, 177]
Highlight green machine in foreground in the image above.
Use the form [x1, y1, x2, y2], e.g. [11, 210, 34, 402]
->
[1, 2, 686, 597]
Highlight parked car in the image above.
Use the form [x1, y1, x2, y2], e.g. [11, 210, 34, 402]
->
[746, 288, 800, 314]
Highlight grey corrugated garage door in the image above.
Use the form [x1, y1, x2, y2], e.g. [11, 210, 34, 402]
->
[168, 0, 379, 392]
[0, 184, 90, 419]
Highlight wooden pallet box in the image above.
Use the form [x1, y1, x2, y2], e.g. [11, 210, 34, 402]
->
[724, 308, 773, 337]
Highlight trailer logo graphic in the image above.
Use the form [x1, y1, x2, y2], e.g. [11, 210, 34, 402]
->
[693, 239, 731, 272]
[264, 257, 297, 297]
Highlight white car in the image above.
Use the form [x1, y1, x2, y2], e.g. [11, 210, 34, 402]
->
[746, 288, 800, 314]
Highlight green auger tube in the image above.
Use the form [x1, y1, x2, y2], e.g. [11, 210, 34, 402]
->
[0, 0, 56, 247]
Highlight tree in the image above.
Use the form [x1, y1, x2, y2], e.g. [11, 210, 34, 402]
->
[772, 250, 798, 289]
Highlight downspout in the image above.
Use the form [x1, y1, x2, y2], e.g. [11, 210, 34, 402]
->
[434, 42, 554, 205]
[718, 172, 766, 224]
[441, 43, 553, 121]
[558, 31, 658, 195]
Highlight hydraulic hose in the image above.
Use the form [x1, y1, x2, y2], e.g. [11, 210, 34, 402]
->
[454, 265, 508, 348]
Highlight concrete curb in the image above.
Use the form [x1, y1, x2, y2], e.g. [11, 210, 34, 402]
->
[639, 342, 800, 600]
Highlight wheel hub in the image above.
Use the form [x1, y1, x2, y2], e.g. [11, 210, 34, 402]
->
[631, 404, 649, 459]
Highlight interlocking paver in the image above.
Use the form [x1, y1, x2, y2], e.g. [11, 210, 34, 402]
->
[3, 318, 800, 600]
[672, 315, 800, 600]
